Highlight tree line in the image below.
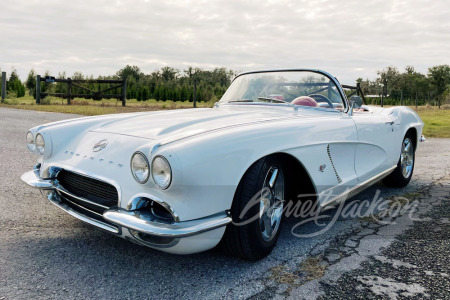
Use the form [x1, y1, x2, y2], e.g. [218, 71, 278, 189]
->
[356, 65, 450, 106]
[22, 65, 235, 103]
[2, 64, 449, 106]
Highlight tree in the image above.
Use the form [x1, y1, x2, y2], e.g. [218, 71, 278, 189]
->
[160, 66, 178, 82]
[117, 65, 142, 81]
[428, 65, 450, 107]
[377, 66, 400, 96]
[7, 68, 26, 97]
[26, 69, 36, 96]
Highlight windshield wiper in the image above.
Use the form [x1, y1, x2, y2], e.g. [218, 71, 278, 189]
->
[228, 99, 254, 103]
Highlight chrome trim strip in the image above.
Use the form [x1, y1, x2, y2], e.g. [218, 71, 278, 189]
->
[321, 165, 397, 208]
[103, 210, 231, 238]
[46, 191, 120, 234]
[55, 186, 111, 210]
[59, 194, 104, 217]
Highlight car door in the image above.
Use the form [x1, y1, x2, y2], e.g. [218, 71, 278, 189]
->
[351, 111, 399, 181]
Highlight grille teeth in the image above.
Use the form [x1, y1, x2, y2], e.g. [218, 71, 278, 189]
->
[327, 144, 342, 184]
[57, 170, 118, 210]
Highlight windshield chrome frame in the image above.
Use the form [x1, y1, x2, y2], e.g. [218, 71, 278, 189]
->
[221, 69, 349, 112]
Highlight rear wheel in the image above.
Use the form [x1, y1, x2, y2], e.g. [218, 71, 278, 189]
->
[222, 156, 285, 260]
[382, 131, 415, 187]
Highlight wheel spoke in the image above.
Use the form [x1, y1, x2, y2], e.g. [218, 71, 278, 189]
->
[263, 213, 273, 238]
[268, 168, 278, 189]
[271, 204, 283, 226]
[259, 198, 266, 219]
[404, 140, 411, 152]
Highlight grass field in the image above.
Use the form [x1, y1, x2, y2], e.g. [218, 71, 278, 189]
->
[415, 107, 450, 138]
[0, 95, 212, 115]
[1, 96, 448, 138]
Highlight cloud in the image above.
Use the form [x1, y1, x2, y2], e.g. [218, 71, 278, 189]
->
[0, 0, 448, 84]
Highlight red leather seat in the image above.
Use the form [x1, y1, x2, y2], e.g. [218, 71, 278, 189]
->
[292, 96, 318, 107]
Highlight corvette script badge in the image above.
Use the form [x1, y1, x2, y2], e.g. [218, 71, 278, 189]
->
[93, 139, 109, 152]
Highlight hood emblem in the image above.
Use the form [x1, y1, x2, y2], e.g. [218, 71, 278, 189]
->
[93, 139, 109, 152]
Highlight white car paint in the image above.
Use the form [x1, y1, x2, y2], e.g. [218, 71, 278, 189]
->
[22, 70, 424, 255]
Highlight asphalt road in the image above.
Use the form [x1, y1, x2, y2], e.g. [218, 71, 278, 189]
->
[0, 107, 448, 299]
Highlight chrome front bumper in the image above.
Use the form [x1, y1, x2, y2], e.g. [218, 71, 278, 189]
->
[21, 170, 231, 239]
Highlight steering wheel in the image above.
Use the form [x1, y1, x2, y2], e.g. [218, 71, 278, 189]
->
[308, 94, 333, 108]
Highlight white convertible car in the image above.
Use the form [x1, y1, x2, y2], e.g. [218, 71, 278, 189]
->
[22, 70, 424, 260]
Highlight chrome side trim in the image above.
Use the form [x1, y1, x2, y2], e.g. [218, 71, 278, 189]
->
[45, 191, 120, 234]
[103, 209, 231, 238]
[327, 144, 342, 183]
[321, 165, 397, 208]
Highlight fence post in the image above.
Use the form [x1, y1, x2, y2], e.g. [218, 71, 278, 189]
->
[1, 72, 6, 102]
[193, 80, 197, 108]
[415, 91, 418, 109]
[36, 75, 41, 104]
[67, 78, 72, 105]
[400, 90, 403, 106]
[122, 78, 127, 107]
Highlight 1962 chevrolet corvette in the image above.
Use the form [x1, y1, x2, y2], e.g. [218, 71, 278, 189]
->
[22, 69, 424, 260]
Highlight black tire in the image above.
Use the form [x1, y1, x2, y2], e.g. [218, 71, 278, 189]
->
[221, 156, 285, 260]
[382, 131, 416, 188]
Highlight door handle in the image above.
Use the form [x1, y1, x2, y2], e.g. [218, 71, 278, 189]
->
[385, 121, 394, 125]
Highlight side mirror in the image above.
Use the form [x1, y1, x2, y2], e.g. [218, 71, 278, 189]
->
[349, 95, 363, 108]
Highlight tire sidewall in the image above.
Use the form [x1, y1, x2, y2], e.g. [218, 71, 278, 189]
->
[234, 156, 285, 258]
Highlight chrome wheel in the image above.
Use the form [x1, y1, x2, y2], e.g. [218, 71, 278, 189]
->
[259, 166, 284, 242]
[401, 138, 414, 178]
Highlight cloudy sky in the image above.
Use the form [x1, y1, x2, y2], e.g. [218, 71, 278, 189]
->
[1, 0, 449, 84]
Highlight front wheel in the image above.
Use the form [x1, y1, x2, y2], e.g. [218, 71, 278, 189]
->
[221, 156, 285, 260]
[382, 132, 415, 187]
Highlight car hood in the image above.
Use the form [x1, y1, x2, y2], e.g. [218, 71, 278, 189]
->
[91, 106, 293, 141]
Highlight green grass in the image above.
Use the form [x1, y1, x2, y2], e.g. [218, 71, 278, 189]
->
[414, 107, 450, 138]
[1, 97, 449, 138]
[0, 95, 213, 116]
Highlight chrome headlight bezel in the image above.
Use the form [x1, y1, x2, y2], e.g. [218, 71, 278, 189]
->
[35, 133, 46, 155]
[151, 155, 172, 190]
[26, 131, 36, 153]
[130, 152, 150, 184]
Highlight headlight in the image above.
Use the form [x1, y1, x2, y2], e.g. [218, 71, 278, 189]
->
[151, 156, 172, 190]
[35, 133, 45, 155]
[26, 131, 35, 152]
[131, 152, 150, 184]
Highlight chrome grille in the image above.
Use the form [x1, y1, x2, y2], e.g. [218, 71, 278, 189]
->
[56, 170, 118, 211]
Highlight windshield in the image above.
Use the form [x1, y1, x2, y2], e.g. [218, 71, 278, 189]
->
[219, 70, 346, 110]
